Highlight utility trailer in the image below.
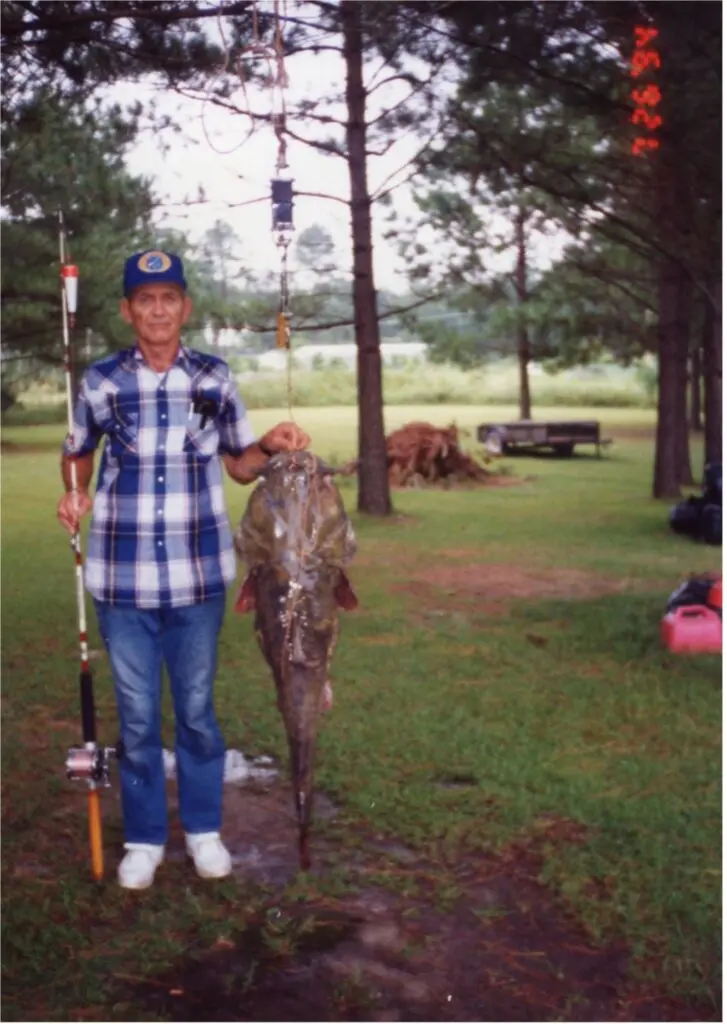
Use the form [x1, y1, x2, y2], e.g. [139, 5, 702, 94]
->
[477, 419, 613, 458]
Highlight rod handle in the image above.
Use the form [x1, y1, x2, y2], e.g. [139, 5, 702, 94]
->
[80, 670, 96, 744]
[88, 789, 104, 881]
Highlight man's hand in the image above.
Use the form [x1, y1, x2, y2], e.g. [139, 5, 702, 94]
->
[222, 422, 312, 485]
[260, 421, 311, 454]
[57, 489, 93, 534]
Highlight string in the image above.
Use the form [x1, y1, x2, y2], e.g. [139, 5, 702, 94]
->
[270, 0, 295, 422]
[199, 0, 279, 156]
[201, 0, 297, 421]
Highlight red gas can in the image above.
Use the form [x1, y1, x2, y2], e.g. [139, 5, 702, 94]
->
[661, 605, 722, 654]
[708, 576, 722, 613]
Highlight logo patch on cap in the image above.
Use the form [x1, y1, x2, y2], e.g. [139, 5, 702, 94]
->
[138, 251, 172, 274]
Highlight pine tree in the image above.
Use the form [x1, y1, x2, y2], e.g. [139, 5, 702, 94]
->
[1, 92, 156, 387]
[409, 0, 720, 496]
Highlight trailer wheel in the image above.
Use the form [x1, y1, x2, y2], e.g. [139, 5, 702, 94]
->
[553, 442, 575, 457]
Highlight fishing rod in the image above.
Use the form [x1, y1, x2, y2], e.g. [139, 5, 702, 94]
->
[58, 212, 117, 882]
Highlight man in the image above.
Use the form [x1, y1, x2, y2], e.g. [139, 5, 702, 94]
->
[57, 249, 310, 890]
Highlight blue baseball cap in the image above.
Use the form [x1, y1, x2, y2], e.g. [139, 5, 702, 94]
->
[123, 249, 187, 297]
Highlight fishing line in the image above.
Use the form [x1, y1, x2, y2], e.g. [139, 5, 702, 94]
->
[205, 0, 298, 420]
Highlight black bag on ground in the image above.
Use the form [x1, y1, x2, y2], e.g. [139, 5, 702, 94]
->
[668, 461, 722, 545]
[666, 576, 715, 613]
[702, 503, 722, 546]
[669, 496, 705, 537]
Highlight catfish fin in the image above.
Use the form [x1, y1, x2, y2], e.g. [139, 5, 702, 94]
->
[334, 571, 358, 611]
[234, 571, 258, 613]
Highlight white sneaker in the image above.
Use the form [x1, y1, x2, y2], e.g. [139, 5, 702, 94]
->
[117, 843, 165, 890]
[185, 831, 232, 879]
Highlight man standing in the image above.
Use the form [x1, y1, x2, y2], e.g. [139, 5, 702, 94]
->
[57, 249, 310, 890]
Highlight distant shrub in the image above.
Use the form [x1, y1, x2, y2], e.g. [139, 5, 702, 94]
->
[11, 358, 656, 417]
[4, 402, 67, 426]
[635, 360, 658, 403]
[243, 367, 356, 408]
[238, 359, 656, 409]
[1, 387, 17, 416]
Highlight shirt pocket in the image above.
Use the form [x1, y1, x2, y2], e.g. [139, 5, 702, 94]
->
[104, 394, 140, 456]
[183, 407, 221, 458]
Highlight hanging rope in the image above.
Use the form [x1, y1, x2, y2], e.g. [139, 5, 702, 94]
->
[199, 10, 254, 155]
[201, 0, 296, 417]
[200, 0, 281, 156]
[268, 0, 296, 418]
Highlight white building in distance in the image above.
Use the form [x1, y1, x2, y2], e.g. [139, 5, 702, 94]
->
[253, 341, 427, 371]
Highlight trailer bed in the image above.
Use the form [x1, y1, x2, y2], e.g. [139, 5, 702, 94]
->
[477, 420, 613, 458]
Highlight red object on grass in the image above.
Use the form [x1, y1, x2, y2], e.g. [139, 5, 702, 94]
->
[661, 605, 722, 654]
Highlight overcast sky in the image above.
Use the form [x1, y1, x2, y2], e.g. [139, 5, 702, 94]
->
[110, 38, 425, 293]
[109, 4, 567, 295]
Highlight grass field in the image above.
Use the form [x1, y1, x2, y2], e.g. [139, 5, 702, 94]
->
[1, 405, 721, 1021]
[5, 358, 657, 423]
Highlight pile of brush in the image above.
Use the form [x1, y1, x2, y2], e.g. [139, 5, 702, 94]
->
[384, 421, 492, 487]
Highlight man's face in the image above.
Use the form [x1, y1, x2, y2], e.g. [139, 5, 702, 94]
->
[120, 284, 192, 348]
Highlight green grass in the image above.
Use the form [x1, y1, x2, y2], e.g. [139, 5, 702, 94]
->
[1, 401, 658, 459]
[1, 405, 720, 1019]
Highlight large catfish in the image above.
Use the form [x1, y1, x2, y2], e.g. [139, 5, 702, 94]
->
[233, 450, 357, 869]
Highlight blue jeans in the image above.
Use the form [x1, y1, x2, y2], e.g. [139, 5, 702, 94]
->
[94, 596, 227, 845]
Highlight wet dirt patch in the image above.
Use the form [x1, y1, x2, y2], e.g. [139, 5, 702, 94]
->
[353, 542, 421, 571]
[609, 426, 656, 442]
[163, 772, 341, 887]
[122, 780, 718, 1023]
[432, 771, 479, 790]
[397, 563, 657, 616]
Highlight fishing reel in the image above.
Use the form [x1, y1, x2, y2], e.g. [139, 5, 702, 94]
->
[65, 742, 122, 788]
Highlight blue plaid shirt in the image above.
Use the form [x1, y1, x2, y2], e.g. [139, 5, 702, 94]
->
[63, 345, 256, 608]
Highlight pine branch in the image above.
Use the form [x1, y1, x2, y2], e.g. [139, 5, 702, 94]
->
[282, 125, 347, 159]
[365, 71, 422, 99]
[170, 86, 348, 158]
[562, 255, 657, 314]
[458, 111, 716, 307]
[402, 10, 631, 117]
[371, 123, 444, 202]
[295, 190, 349, 207]
[2, 2, 254, 39]
[366, 61, 446, 129]
[243, 293, 440, 333]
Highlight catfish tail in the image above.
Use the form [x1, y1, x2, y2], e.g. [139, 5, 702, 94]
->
[289, 736, 315, 870]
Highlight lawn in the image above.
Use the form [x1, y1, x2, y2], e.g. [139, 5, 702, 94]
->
[1, 406, 721, 1021]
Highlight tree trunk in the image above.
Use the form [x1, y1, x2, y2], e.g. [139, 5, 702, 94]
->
[342, 0, 392, 515]
[675, 281, 694, 487]
[675, 363, 693, 487]
[703, 282, 722, 465]
[689, 342, 703, 431]
[653, 253, 692, 498]
[515, 205, 532, 420]
[652, 138, 693, 498]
